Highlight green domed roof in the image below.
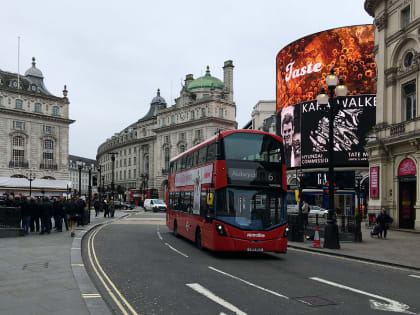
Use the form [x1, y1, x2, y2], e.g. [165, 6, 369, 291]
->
[187, 66, 224, 91]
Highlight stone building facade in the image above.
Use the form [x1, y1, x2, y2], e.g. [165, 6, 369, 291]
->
[0, 57, 74, 187]
[97, 61, 238, 199]
[365, 0, 420, 229]
[69, 155, 98, 196]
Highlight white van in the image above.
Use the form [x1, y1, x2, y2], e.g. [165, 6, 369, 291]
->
[144, 199, 167, 212]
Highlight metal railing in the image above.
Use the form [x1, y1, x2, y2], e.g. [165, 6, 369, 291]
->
[390, 122, 405, 136]
[9, 160, 28, 168]
[40, 163, 58, 170]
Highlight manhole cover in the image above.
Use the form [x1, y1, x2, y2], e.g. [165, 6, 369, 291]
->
[22, 262, 49, 271]
[293, 296, 337, 307]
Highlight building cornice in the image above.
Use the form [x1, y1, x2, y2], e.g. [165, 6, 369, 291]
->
[0, 86, 67, 103]
[153, 117, 237, 133]
[365, 0, 380, 17]
[0, 107, 75, 124]
[97, 135, 156, 158]
[374, 12, 387, 31]
[385, 17, 420, 47]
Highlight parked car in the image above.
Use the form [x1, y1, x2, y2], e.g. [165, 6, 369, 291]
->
[309, 205, 329, 218]
[120, 202, 135, 210]
[144, 199, 167, 212]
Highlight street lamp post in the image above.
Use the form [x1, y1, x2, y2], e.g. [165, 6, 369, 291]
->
[26, 171, 36, 197]
[107, 152, 118, 201]
[88, 166, 92, 224]
[317, 67, 348, 249]
[97, 165, 102, 201]
[77, 161, 84, 197]
[355, 174, 363, 242]
[102, 176, 105, 199]
[297, 168, 304, 242]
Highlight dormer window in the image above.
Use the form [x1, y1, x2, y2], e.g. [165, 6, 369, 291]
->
[35, 103, 42, 113]
[52, 106, 60, 116]
[15, 99, 23, 110]
[31, 84, 37, 92]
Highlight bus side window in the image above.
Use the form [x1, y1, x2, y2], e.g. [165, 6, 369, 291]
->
[198, 147, 206, 164]
[193, 150, 199, 166]
[181, 156, 186, 170]
[179, 192, 185, 212]
[207, 143, 216, 162]
[174, 192, 180, 210]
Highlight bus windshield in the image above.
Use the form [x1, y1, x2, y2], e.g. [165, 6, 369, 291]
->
[223, 133, 282, 163]
[215, 188, 285, 230]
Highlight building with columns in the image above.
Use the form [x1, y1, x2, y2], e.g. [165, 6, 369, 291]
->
[97, 61, 238, 199]
[68, 155, 98, 196]
[0, 57, 74, 196]
[365, 0, 420, 230]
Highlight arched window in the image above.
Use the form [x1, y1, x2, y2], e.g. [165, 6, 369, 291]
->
[164, 147, 170, 171]
[43, 139, 54, 169]
[52, 106, 60, 116]
[11, 135, 25, 167]
[179, 144, 185, 153]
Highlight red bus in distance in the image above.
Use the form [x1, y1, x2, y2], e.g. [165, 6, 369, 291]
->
[166, 130, 289, 252]
[129, 188, 159, 206]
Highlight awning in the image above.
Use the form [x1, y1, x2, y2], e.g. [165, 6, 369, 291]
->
[0, 177, 72, 191]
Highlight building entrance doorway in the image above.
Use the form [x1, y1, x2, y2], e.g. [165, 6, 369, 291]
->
[398, 158, 417, 229]
[399, 180, 416, 229]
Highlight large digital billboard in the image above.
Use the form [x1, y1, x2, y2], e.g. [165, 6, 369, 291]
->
[276, 25, 375, 111]
[276, 25, 376, 169]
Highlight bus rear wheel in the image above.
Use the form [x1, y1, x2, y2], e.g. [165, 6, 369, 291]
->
[173, 221, 178, 238]
[195, 228, 202, 249]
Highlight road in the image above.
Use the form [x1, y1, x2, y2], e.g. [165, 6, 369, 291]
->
[82, 210, 420, 315]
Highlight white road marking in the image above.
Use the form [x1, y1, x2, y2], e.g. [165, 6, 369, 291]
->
[409, 275, 420, 279]
[164, 242, 189, 258]
[310, 277, 418, 314]
[157, 231, 163, 241]
[186, 283, 247, 315]
[209, 266, 288, 300]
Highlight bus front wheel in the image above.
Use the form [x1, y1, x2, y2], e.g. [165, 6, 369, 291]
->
[195, 228, 202, 249]
[173, 221, 178, 238]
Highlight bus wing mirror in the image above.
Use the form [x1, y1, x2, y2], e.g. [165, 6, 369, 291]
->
[207, 192, 214, 206]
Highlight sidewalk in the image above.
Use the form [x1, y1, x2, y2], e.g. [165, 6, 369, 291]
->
[288, 223, 420, 270]
[0, 210, 128, 315]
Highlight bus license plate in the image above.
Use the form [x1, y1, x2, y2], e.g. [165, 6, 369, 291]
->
[247, 248, 263, 252]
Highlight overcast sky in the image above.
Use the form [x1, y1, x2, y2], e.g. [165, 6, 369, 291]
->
[1, 0, 373, 159]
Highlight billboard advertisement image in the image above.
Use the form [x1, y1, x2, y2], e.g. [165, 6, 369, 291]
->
[276, 25, 375, 111]
[276, 25, 376, 169]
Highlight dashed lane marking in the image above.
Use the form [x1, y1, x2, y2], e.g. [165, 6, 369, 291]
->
[165, 242, 189, 258]
[72, 264, 84, 267]
[82, 293, 101, 298]
[311, 277, 418, 314]
[288, 247, 418, 272]
[209, 266, 288, 300]
[186, 283, 247, 315]
[409, 275, 420, 279]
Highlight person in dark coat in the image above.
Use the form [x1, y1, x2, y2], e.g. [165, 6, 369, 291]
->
[21, 197, 31, 235]
[77, 198, 86, 225]
[376, 208, 393, 239]
[103, 200, 109, 218]
[61, 198, 69, 231]
[67, 198, 78, 237]
[53, 198, 64, 232]
[30, 198, 41, 232]
[93, 199, 101, 217]
[40, 197, 53, 234]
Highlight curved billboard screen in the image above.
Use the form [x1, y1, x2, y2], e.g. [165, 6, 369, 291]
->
[276, 25, 376, 170]
[276, 25, 375, 111]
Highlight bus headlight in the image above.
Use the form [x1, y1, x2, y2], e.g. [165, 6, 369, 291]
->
[215, 223, 227, 236]
[283, 227, 289, 238]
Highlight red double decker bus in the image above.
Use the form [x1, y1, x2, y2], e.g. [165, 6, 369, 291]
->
[166, 130, 288, 252]
[129, 188, 159, 206]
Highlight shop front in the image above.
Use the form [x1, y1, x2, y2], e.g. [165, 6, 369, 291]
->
[398, 158, 417, 229]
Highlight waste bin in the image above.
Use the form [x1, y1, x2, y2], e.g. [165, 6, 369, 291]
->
[287, 214, 304, 242]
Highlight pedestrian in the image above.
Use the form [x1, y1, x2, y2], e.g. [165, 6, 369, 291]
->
[40, 197, 53, 234]
[53, 198, 64, 232]
[67, 198, 78, 237]
[302, 200, 309, 227]
[21, 197, 31, 235]
[30, 198, 41, 232]
[376, 208, 393, 239]
[61, 198, 69, 231]
[94, 199, 101, 217]
[77, 198, 86, 225]
[109, 199, 115, 218]
[103, 200, 109, 218]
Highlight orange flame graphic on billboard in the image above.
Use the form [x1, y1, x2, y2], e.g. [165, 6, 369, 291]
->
[276, 25, 375, 111]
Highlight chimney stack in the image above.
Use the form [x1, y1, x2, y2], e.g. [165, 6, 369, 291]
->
[223, 60, 234, 103]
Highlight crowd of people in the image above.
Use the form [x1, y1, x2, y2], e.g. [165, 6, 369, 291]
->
[2, 194, 115, 237]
